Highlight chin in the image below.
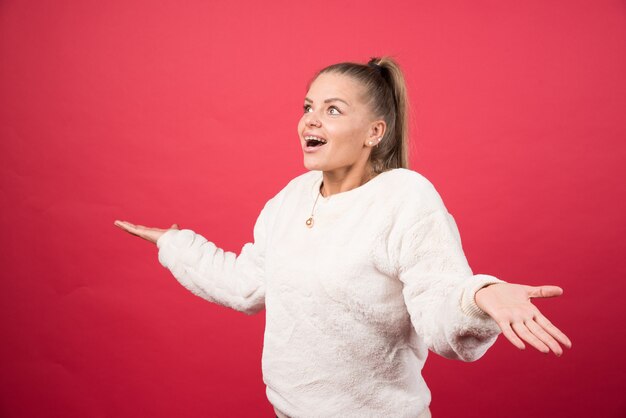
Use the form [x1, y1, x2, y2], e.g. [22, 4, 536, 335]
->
[303, 158, 325, 172]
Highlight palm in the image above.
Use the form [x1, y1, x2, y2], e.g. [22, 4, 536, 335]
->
[475, 283, 572, 356]
[114, 220, 179, 244]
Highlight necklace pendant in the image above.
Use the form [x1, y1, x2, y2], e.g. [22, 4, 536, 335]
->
[305, 216, 314, 228]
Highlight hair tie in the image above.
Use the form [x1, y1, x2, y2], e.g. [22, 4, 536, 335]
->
[367, 61, 384, 77]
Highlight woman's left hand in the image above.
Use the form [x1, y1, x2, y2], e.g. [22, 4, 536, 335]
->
[474, 283, 572, 356]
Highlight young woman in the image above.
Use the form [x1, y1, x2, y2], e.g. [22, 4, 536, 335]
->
[114, 56, 571, 418]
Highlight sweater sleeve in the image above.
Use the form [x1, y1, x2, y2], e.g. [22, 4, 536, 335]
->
[395, 207, 505, 362]
[155, 202, 271, 316]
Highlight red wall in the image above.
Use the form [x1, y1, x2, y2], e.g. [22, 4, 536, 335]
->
[1, 0, 624, 417]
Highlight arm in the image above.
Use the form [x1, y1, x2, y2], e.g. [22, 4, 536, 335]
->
[156, 203, 270, 315]
[396, 208, 505, 362]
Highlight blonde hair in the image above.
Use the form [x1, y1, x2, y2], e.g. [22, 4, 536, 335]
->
[307, 56, 411, 173]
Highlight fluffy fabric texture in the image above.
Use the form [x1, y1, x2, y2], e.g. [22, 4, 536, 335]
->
[156, 168, 505, 417]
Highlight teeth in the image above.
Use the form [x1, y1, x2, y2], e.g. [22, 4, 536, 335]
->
[304, 135, 327, 143]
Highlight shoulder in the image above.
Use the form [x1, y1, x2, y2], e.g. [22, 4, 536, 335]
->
[285, 169, 320, 188]
[259, 170, 317, 213]
[274, 169, 318, 198]
[376, 169, 454, 248]
[383, 167, 435, 189]
[378, 168, 446, 212]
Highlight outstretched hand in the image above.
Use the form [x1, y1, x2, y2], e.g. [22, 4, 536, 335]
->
[475, 283, 572, 356]
[114, 220, 179, 244]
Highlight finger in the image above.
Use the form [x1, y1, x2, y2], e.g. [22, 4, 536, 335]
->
[115, 221, 141, 236]
[115, 220, 136, 229]
[511, 322, 550, 353]
[171, 223, 179, 229]
[114, 220, 130, 230]
[535, 314, 572, 349]
[114, 220, 129, 229]
[497, 321, 526, 350]
[527, 285, 563, 299]
[524, 319, 563, 356]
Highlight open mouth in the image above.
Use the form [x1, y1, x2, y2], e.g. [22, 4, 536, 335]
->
[304, 135, 327, 148]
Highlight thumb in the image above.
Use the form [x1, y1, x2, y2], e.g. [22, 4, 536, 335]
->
[171, 223, 179, 229]
[527, 285, 563, 299]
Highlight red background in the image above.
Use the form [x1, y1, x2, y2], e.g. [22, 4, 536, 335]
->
[1, 0, 624, 417]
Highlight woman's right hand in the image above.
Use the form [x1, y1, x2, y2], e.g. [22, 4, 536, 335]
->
[114, 220, 179, 244]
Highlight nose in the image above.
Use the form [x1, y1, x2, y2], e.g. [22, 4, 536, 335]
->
[304, 112, 321, 127]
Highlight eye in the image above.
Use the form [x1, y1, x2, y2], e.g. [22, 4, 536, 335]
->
[328, 106, 341, 115]
[303, 104, 312, 113]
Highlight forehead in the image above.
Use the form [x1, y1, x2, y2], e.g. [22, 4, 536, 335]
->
[306, 72, 365, 102]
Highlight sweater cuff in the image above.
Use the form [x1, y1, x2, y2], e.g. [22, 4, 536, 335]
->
[460, 274, 506, 319]
[156, 229, 195, 270]
[156, 228, 179, 250]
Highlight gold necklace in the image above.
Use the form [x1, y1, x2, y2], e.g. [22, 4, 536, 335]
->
[305, 181, 326, 228]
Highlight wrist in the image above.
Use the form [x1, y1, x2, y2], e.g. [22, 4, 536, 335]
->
[461, 275, 506, 318]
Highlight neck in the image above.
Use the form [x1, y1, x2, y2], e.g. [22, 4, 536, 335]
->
[320, 164, 376, 197]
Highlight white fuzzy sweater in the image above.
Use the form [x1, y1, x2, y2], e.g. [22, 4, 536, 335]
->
[156, 168, 504, 417]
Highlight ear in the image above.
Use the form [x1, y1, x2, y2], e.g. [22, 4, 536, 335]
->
[365, 119, 386, 147]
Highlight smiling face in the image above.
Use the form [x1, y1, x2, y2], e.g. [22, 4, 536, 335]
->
[298, 72, 383, 173]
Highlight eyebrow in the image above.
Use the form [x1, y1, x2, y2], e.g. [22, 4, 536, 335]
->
[304, 97, 350, 106]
